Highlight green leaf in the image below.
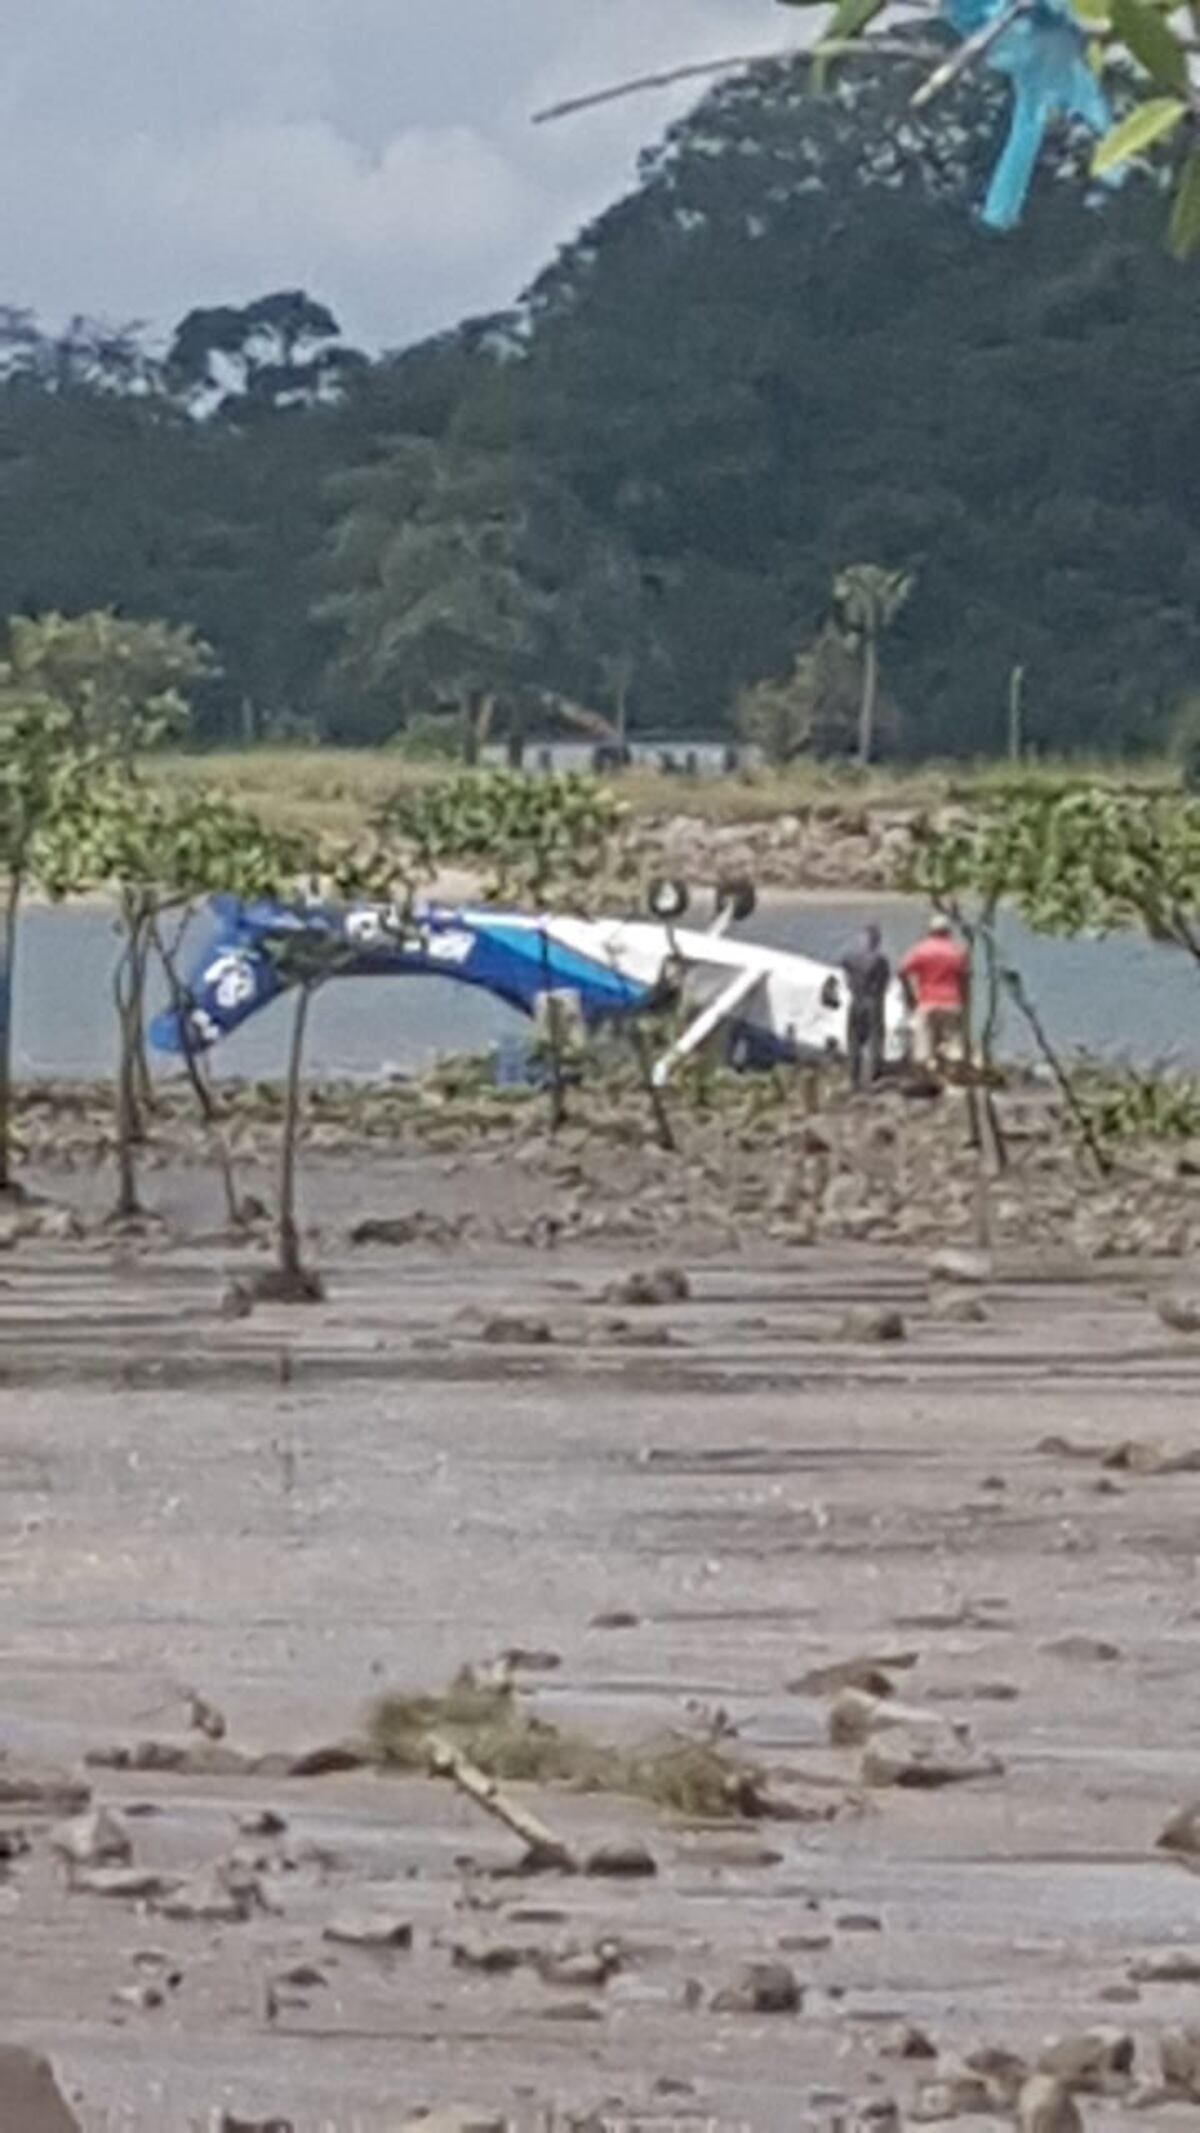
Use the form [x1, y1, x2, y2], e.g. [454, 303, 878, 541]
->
[1091, 94, 1187, 174]
[1071, 0, 1111, 26]
[1169, 145, 1200, 255]
[1109, 0, 1188, 88]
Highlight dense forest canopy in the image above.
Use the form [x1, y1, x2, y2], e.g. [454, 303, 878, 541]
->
[1, 52, 1198, 760]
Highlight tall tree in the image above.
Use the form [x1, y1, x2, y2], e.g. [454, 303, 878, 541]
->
[833, 565, 915, 766]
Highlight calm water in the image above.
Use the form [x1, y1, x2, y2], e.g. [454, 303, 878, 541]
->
[14, 900, 1200, 1082]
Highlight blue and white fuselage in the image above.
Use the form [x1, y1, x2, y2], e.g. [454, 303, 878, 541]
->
[151, 894, 910, 1081]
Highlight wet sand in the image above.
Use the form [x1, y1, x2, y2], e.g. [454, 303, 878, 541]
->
[3, 1153, 1200, 2129]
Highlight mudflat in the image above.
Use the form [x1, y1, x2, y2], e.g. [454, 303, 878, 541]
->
[2, 1146, 1200, 2130]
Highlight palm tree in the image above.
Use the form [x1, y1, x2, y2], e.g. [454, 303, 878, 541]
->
[833, 565, 915, 769]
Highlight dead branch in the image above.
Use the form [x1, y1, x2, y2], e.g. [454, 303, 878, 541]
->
[426, 1734, 579, 1872]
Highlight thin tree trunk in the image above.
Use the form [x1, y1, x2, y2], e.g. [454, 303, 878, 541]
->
[628, 1019, 676, 1152]
[537, 925, 568, 1135]
[1007, 664, 1026, 762]
[857, 633, 879, 769]
[112, 943, 143, 1222]
[131, 922, 155, 1125]
[278, 984, 312, 1278]
[152, 917, 244, 1228]
[0, 874, 19, 1195]
[614, 664, 632, 759]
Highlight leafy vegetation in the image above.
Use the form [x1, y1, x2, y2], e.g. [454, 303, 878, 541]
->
[368, 1670, 764, 1818]
[1, 48, 1199, 760]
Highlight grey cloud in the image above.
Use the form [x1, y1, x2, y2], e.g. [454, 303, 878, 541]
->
[1, 0, 777, 347]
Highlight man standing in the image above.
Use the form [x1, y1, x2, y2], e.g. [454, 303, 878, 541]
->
[899, 913, 970, 1075]
[841, 923, 891, 1090]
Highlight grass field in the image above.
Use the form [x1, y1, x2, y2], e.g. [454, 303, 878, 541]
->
[153, 747, 1181, 842]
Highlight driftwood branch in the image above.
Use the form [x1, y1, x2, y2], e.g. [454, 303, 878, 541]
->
[426, 1735, 578, 1872]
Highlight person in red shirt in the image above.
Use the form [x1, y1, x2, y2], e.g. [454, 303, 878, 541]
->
[899, 913, 971, 1073]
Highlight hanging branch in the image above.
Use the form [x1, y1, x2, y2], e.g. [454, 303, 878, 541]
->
[911, 0, 1025, 106]
[532, 35, 942, 126]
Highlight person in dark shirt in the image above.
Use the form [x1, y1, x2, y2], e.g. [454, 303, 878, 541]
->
[841, 923, 890, 1089]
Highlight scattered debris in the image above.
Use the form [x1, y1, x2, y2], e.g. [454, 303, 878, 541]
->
[155, 1864, 265, 1924]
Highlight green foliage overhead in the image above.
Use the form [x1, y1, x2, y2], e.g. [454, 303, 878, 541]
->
[377, 769, 626, 903]
[903, 786, 1200, 959]
[1, 58, 1199, 758]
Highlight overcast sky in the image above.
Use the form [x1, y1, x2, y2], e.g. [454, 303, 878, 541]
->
[3, 1, 786, 351]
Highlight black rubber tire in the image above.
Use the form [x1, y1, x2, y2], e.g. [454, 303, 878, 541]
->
[716, 874, 757, 924]
[648, 877, 690, 921]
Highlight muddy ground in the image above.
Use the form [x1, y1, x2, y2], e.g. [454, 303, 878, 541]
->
[4, 1134, 1200, 2131]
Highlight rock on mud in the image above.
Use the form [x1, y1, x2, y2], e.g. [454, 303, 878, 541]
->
[711, 1959, 802, 2014]
[828, 1688, 943, 1746]
[1157, 1799, 1200, 1856]
[396, 2111, 508, 2133]
[0, 2047, 81, 2132]
[603, 1266, 691, 1307]
[1160, 2024, 1200, 2098]
[479, 1314, 554, 1345]
[838, 1306, 906, 1344]
[861, 1729, 1003, 1789]
[1157, 1293, 1200, 1335]
[51, 1806, 133, 1867]
[1018, 2075, 1083, 2132]
[928, 1248, 992, 1286]
[1130, 1948, 1200, 1982]
[323, 1909, 414, 1950]
[1037, 2025, 1134, 2092]
[0, 1757, 90, 1816]
[584, 1839, 657, 1879]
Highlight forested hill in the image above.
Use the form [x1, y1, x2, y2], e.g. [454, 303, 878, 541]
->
[3, 55, 1199, 759]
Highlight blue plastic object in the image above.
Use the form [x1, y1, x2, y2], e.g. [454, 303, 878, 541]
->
[941, 0, 1116, 230]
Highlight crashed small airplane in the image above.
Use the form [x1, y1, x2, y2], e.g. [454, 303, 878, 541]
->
[151, 883, 911, 1084]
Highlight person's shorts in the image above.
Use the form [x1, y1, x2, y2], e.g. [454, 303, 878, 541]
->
[913, 1007, 966, 1067]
